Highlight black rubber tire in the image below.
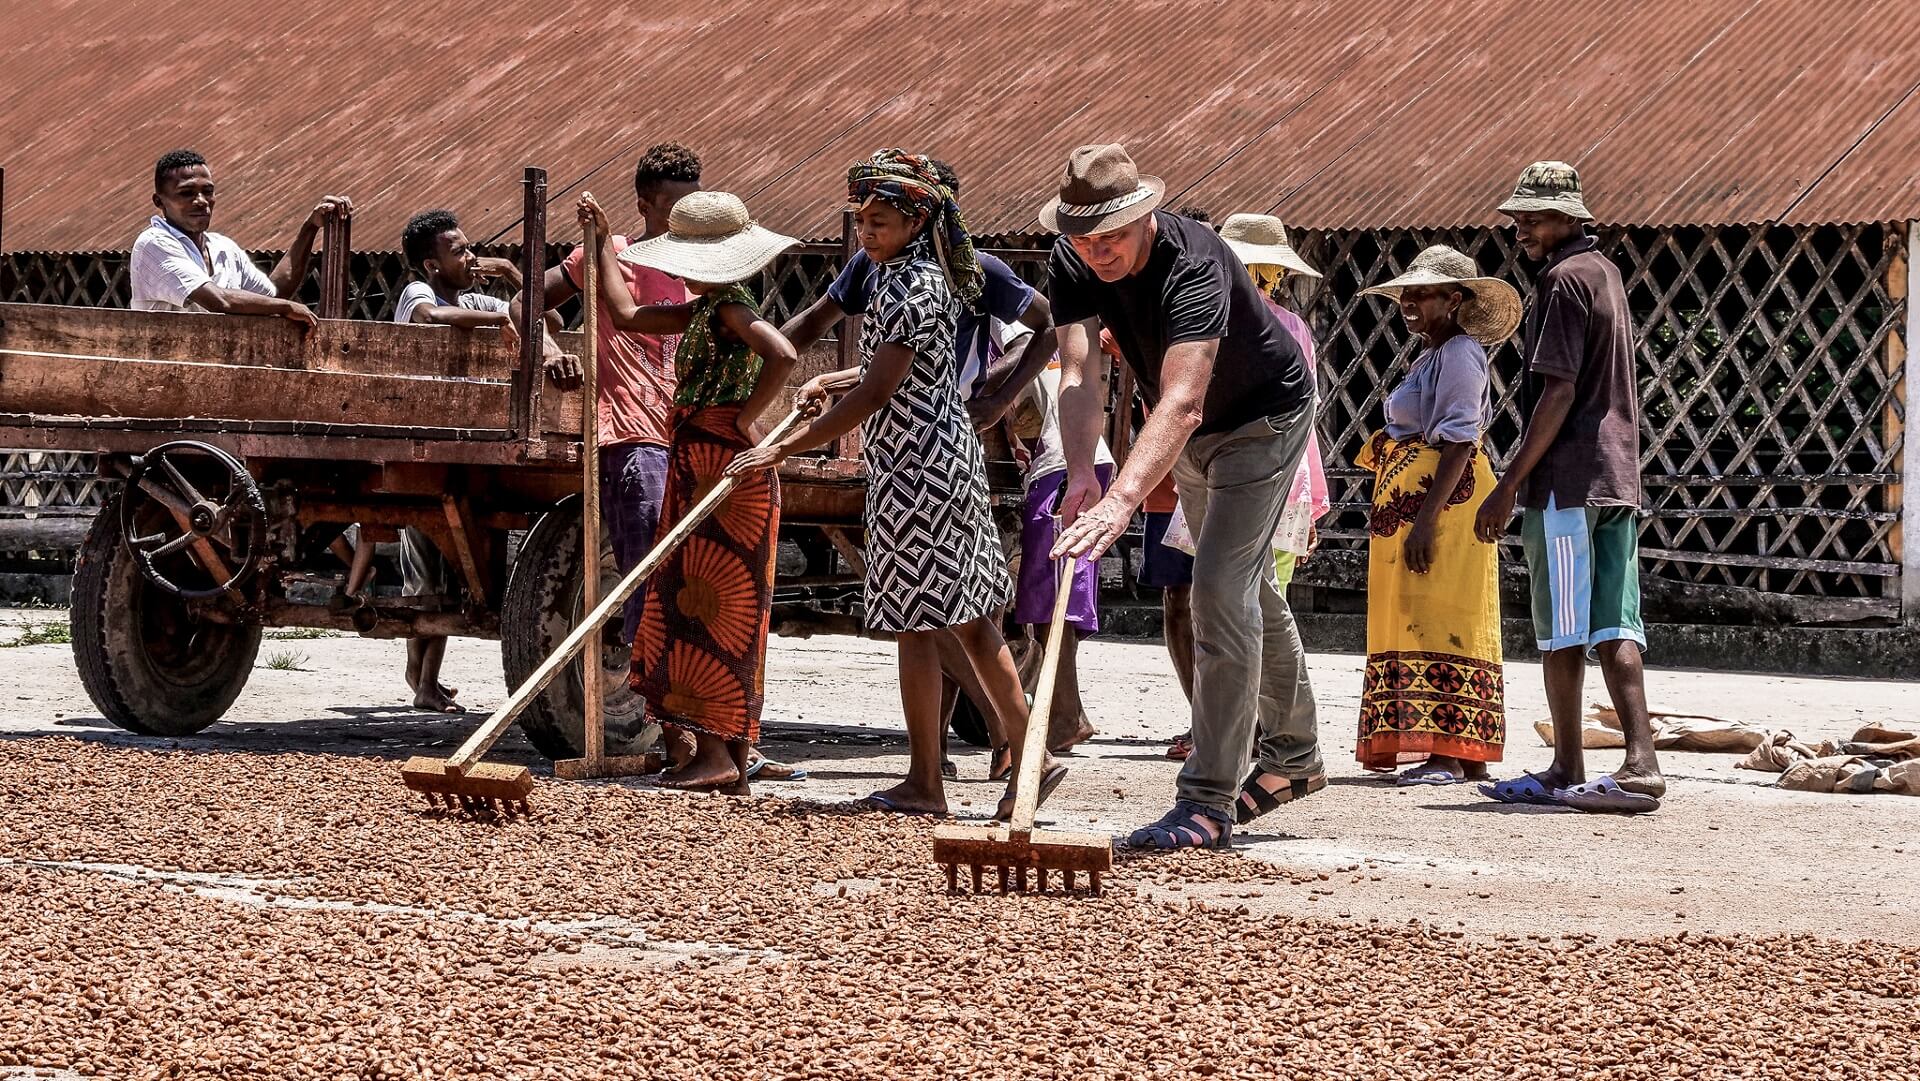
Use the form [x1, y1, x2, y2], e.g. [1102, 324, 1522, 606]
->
[948, 690, 993, 748]
[500, 497, 656, 762]
[70, 492, 261, 735]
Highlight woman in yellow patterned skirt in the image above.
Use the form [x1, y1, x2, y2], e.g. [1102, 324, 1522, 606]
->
[1355, 246, 1522, 784]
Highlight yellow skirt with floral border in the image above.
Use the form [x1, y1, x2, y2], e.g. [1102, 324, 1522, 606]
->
[1354, 430, 1505, 769]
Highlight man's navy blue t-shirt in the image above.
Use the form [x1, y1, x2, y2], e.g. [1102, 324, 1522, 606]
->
[827, 250, 1035, 398]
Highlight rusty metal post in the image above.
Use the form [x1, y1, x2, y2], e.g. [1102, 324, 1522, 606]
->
[318, 211, 350, 319]
[512, 167, 548, 438]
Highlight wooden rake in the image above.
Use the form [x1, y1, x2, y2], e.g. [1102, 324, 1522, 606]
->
[400, 403, 810, 815]
[932, 555, 1113, 895]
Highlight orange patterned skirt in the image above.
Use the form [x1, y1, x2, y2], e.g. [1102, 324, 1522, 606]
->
[631, 405, 780, 742]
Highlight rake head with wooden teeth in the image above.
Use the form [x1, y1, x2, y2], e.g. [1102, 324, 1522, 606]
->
[930, 555, 1113, 897]
[931, 823, 1111, 895]
[399, 757, 534, 817]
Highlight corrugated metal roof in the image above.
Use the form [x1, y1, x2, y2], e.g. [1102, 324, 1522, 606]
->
[5, 0, 1920, 253]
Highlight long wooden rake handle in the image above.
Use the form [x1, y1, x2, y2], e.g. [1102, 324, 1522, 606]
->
[1009, 555, 1075, 835]
[446, 406, 809, 772]
[578, 216, 605, 771]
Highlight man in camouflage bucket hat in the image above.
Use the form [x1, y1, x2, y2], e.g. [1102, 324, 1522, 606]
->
[1476, 161, 1665, 815]
[1496, 160, 1594, 220]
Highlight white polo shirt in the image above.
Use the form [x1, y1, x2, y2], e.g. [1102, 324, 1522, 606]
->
[129, 215, 276, 312]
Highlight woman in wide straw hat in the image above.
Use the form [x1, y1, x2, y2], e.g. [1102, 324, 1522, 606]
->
[729, 150, 1057, 820]
[578, 189, 801, 794]
[1215, 212, 1331, 596]
[1353, 244, 1521, 785]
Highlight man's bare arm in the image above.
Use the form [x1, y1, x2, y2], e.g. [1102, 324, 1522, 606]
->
[969, 292, 1058, 428]
[1053, 335, 1213, 560]
[408, 304, 512, 330]
[187, 282, 317, 328]
[1474, 375, 1576, 542]
[779, 294, 847, 352]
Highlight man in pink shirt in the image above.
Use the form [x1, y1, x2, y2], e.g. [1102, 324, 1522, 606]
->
[511, 144, 699, 647]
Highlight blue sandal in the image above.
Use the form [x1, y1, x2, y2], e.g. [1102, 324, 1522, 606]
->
[1477, 772, 1566, 806]
[1126, 801, 1232, 850]
[1556, 776, 1661, 815]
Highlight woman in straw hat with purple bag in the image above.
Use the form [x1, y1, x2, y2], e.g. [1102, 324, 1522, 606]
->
[1045, 144, 1324, 850]
[577, 189, 801, 794]
[1355, 245, 1521, 785]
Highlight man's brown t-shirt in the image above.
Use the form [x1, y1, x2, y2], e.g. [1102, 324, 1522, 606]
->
[1517, 236, 1641, 510]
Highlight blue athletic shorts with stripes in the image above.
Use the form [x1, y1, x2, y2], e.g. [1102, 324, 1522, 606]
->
[1521, 495, 1646, 655]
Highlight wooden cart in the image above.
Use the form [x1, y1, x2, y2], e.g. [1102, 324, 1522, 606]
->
[0, 169, 1024, 761]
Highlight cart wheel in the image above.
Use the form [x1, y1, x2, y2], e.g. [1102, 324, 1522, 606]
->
[71, 492, 261, 735]
[120, 440, 266, 600]
[500, 496, 657, 762]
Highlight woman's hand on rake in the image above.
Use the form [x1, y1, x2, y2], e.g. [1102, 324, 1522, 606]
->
[726, 444, 787, 476]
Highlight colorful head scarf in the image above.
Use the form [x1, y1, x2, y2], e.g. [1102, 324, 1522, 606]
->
[845, 149, 985, 314]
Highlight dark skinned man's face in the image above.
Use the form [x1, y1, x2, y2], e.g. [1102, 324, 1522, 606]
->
[428, 228, 480, 290]
[635, 179, 700, 240]
[1508, 209, 1579, 261]
[153, 164, 216, 235]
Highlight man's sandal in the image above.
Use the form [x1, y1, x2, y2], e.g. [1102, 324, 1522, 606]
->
[1477, 773, 1566, 806]
[1126, 801, 1232, 850]
[1234, 771, 1326, 825]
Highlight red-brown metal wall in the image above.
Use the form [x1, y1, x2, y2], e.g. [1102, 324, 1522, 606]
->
[5, 0, 1919, 254]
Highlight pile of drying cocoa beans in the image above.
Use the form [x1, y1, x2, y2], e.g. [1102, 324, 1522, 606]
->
[3, 739, 1914, 1080]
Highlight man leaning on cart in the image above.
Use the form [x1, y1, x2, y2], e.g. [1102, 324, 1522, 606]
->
[130, 148, 350, 324]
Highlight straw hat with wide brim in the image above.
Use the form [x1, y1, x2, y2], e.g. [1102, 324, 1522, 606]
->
[1037, 143, 1166, 236]
[1218, 213, 1321, 279]
[1361, 245, 1523, 346]
[616, 191, 799, 283]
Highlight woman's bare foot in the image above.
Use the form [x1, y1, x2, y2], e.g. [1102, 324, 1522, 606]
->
[862, 781, 947, 816]
[412, 686, 463, 713]
[659, 734, 743, 792]
[661, 726, 697, 772]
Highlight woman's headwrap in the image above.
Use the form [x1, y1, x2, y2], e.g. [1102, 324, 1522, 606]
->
[846, 149, 985, 314]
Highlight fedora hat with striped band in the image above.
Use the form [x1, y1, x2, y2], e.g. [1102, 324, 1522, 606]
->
[1038, 144, 1166, 236]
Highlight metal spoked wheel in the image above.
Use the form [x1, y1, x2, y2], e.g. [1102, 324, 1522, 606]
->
[119, 440, 266, 600]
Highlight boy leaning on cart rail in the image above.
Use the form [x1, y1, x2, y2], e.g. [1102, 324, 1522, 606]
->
[130, 148, 349, 327]
[387, 207, 559, 715]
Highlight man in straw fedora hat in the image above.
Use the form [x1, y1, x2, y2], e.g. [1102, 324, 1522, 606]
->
[1475, 160, 1666, 814]
[1043, 144, 1324, 850]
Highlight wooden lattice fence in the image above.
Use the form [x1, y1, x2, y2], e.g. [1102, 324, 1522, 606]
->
[1287, 222, 1906, 622]
[4, 222, 1910, 622]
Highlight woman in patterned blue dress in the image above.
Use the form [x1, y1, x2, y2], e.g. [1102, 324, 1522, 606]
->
[730, 150, 1064, 818]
